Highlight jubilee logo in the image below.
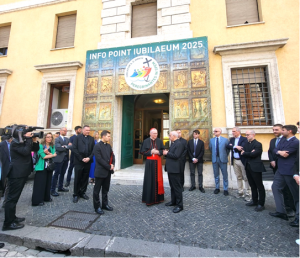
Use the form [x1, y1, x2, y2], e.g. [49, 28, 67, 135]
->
[125, 55, 160, 91]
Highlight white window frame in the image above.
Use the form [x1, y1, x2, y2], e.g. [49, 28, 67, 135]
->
[214, 38, 288, 133]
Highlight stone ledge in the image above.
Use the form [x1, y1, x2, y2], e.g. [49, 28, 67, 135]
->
[0, 69, 13, 76]
[34, 61, 83, 73]
[213, 38, 289, 56]
[22, 227, 88, 251]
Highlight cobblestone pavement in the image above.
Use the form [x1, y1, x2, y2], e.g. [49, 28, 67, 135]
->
[0, 242, 67, 257]
[0, 179, 299, 257]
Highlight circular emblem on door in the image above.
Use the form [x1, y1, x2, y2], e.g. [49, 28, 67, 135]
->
[125, 55, 160, 91]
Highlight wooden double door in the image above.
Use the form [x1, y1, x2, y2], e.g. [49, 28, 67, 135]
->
[133, 108, 168, 165]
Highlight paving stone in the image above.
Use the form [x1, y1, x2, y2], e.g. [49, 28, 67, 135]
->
[105, 237, 179, 257]
[14, 246, 29, 252]
[83, 235, 111, 257]
[37, 251, 65, 257]
[5, 251, 18, 257]
[24, 249, 41, 256]
[0, 253, 6, 257]
[23, 227, 88, 251]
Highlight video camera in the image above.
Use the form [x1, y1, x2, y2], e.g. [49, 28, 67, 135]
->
[0, 124, 44, 143]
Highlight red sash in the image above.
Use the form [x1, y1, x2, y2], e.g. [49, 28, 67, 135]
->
[147, 154, 164, 195]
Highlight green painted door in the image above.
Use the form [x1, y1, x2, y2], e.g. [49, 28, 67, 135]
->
[121, 95, 134, 169]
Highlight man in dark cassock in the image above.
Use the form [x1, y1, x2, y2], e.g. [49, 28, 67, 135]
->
[139, 128, 165, 205]
[93, 130, 115, 215]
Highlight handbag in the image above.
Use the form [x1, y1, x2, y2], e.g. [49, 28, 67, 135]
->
[46, 159, 55, 171]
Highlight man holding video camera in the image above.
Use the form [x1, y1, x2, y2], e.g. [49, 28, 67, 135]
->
[2, 132, 39, 231]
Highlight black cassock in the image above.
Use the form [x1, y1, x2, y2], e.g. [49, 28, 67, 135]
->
[139, 137, 165, 205]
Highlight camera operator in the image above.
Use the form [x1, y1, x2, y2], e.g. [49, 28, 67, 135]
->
[2, 132, 39, 231]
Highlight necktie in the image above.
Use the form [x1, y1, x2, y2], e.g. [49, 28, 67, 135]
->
[216, 138, 219, 157]
[193, 140, 196, 156]
[7, 142, 11, 161]
[275, 137, 280, 147]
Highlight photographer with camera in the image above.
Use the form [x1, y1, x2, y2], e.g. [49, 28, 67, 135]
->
[2, 131, 39, 231]
[32, 133, 57, 206]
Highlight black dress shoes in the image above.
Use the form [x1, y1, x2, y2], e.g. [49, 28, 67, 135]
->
[14, 217, 25, 223]
[189, 186, 196, 191]
[51, 191, 59, 197]
[224, 190, 229, 196]
[255, 205, 265, 212]
[269, 211, 288, 221]
[44, 198, 53, 202]
[58, 188, 69, 192]
[289, 218, 299, 227]
[173, 206, 183, 213]
[0, 243, 4, 249]
[73, 196, 79, 203]
[2, 222, 25, 231]
[80, 194, 89, 200]
[32, 202, 44, 206]
[95, 207, 104, 215]
[199, 187, 205, 193]
[65, 182, 70, 187]
[214, 189, 220, 194]
[245, 201, 258, 206]
[165, 201, 176, 206]
[102, 205, 113, 211]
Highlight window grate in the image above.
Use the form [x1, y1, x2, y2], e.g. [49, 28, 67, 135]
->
[231, 67, 273, 126]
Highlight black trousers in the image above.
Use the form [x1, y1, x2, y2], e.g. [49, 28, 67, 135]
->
[189, 162, 203, 188]
[93, 174, 111, 210]
[167, 173, 183, 209]
[179, 160, 186, 188]
[272, 168, 295, 211]
[246, 165, 265, 206]
[66, 156, 74, 183]
[73, 163, 91, 197]
[32, 169, 52, 205]
[4, 176, 27, 226]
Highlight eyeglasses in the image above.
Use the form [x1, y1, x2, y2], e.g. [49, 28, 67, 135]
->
[46, 136, 53, 138]
[245, 134, 253, 136]
[213, 131, 220, 132]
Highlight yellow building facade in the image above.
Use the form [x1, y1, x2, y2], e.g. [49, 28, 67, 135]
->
[0, 0, 299, 183]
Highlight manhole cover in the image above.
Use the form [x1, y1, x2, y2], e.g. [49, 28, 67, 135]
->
[48, 211, 100, 231]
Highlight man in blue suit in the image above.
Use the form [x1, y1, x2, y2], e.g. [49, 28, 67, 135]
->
[209, 128, 230, 196]
[270, 125, 299, 227]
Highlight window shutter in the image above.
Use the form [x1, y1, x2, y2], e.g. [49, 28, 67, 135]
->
[55, 14, 76, 48]
[226, 0, 259, 26]
[132, 2, 157, 38]
[0, 26, 11, 48]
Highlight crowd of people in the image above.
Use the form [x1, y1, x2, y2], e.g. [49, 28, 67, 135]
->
[0, 122, 298, 245]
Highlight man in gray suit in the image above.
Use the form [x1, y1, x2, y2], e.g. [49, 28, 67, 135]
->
[209, 128, 230, 196]
[51, 127, 72, 196]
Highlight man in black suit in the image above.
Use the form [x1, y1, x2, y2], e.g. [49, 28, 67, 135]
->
[93, 130, 115, 215]
[187, 130, 205, 192]
[270, 125, 299, 227]
[163, 131, 184, 213]
[268, 124, 295, 216]
[0, 136, 12, 207]
[176, 129, 187, 191]
[241, 130, 266, 212]
[72, 125, 95, 203]
[65, 126, 82, 187]
[2, 133, 39, 231]
[51, 127, 71, 196]
[226, 127, 250, 201]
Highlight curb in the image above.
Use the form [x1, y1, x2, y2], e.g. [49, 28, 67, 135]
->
[0, 225, 258, 257]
